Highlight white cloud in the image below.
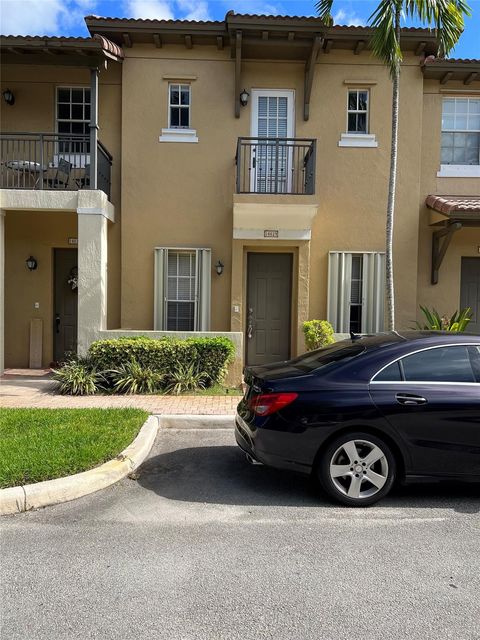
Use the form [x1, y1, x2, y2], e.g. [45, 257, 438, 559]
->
[176, 0, 211, 21]
[333, 8, 365, 27]
[124, 0, 174, 20]
[0, 0, 100, 36]
[0, 0, 64, 35]
[222, 1, 284, 16]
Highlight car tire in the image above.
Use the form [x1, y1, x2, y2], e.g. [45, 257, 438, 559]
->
[316, 431, 396, 507]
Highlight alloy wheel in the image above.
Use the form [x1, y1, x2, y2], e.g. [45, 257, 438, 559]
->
[329, 439, 389, 500]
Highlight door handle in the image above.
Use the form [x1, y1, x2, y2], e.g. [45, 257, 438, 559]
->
[395, 393, 427, 406]
[55, 314, 61, 334]
[247, 307, 254, 340]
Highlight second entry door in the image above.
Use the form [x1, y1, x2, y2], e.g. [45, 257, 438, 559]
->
[246, 253, 292, 366]
[250, 89, 295, 193]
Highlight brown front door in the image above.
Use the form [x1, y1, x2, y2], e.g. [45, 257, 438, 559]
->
[460, 257, 480, 333]
[246, 252, 292, 366]
[54, 248, 78, 362]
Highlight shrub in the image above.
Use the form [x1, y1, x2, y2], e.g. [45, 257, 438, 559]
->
[53, 358, 105, 396]
[108, 360, 165, 395]
[164, 361, 208, 395]
[88, 336, 235, 386]
[303, 320, 335, 351]
[414, 306, 472, 332]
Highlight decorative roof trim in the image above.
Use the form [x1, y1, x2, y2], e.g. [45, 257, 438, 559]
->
[0, 34, 124, 61]
[426, 195, 480, 216]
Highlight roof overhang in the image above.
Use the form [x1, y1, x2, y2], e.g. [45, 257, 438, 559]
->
[422, 57, 480, 84]
[427, 195, 480, 225]
[0, 34, 123, 66]
[426, 195, 480, 284]
[84, 12, 438, 60]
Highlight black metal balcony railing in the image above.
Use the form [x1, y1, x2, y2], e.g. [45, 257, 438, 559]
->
[0, 133, 112, 198]
[236, 137, 316, 195]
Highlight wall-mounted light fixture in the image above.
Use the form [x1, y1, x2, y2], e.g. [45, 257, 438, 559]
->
[215, 260, 224, 275]
[2, 89, 15, 106]
[26, 256, 38, 271]
[239, 89, 249, 107]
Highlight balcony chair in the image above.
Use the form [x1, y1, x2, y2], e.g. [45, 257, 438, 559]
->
[45, 158, 72, 189]
[75, 163, 90, 189]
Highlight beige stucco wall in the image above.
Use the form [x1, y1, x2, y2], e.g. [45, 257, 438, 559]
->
[1, 62, 122, 331]
[2, 43, 479, 370]
[119, 46, 427, 343]
[417, 79, 480, 318]
[4, 210, 77, 367]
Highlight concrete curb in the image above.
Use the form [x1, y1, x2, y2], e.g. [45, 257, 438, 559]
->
[0, 415, 159, 516]
[159, 414, 235, 429]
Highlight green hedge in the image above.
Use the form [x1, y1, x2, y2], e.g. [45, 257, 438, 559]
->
[88, 336, 236, 386]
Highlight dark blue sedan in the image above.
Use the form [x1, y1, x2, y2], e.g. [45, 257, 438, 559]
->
[235, 332, 480, 506]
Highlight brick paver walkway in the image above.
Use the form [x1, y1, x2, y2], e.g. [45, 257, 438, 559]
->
[0, 371, 239, 414]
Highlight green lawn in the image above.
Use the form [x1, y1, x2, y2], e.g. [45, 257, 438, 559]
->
[0, 408, 148, 489]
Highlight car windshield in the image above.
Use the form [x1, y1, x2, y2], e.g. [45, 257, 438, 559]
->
[290, 342, 366, 373]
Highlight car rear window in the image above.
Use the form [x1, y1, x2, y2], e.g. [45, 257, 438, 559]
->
[289, 343, 366, 373]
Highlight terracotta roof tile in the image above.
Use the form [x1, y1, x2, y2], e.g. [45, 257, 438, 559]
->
[426, 195, 480, 215]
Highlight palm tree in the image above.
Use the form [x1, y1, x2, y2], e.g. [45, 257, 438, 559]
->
[316, 0, 470, 330]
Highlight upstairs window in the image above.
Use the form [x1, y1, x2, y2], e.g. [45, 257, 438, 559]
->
[56, 87, 90, 153]
[169, 84, 190, 129]
[347, 90, 369, 134]
[441, 98, 480, 166]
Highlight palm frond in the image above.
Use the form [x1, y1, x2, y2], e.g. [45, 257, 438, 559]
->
[369, 0, 402, 78]
[315, 0, 334, 25]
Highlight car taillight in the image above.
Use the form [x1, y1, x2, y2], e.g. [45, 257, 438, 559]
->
[249, 392, 298, 416]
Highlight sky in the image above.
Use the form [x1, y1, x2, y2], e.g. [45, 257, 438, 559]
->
[0, 0, 479, 58]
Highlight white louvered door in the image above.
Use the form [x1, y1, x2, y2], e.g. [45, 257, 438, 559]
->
[251, 90, 295, 193]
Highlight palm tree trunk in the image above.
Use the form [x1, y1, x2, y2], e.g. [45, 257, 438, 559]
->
[385, 4, 401, 331]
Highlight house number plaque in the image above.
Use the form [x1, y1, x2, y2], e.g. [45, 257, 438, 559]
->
[264, 230, 279, 238]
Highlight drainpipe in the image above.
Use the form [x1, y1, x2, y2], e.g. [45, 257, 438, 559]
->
[89, 67, 98, 190]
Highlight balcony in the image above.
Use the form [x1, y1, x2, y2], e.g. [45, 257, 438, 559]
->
[235, 137, 316, 195]
[0, 133, 112, 199]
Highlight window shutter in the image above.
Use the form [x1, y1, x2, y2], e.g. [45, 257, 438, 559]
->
[196, 249, 211, 331]
[327, 252, 352, 332]
[154, 248, 168, 330]
[362, 253, 385, 333]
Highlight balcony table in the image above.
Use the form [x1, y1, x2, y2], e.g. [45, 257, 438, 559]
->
[5, 160, 45, 187]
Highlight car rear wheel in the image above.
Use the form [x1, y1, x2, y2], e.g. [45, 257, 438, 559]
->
[316, 432, 396, 507]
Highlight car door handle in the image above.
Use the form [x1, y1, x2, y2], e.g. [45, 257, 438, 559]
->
[396, 393, 427, 406]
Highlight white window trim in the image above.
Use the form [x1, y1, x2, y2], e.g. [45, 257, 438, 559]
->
[327, 251, 385, 334]
[159, 128, 198, 143]
[160, 84, 198, 143]
[55, 85, 91, 167]
[338, 133, 378, 148]
[339, 88, 378, 147]
[439, 97, 480, 174]
[154, 247, 211, 331]
[437, 164, 480, 178]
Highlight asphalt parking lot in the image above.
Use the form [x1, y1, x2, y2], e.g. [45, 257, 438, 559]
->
[1, 428, 479, 640]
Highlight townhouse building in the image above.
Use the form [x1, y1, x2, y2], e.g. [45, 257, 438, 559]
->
[1, 12, 479, 378]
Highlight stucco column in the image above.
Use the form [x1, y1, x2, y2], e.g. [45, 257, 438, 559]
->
[0, 209, 5, 374]
[76, 187, 115, 356]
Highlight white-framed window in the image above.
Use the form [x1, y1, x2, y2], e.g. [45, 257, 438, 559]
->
[441, 97, 480, 166]
[347, 89, 369, 134]
[338, 89, 377, 148]
[327, 251, 385, 334]
[159, 83, 198, 143]
[168, 83, 190, 129]
[56, 86, 90, 162]
[154, 248, 211, 331]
